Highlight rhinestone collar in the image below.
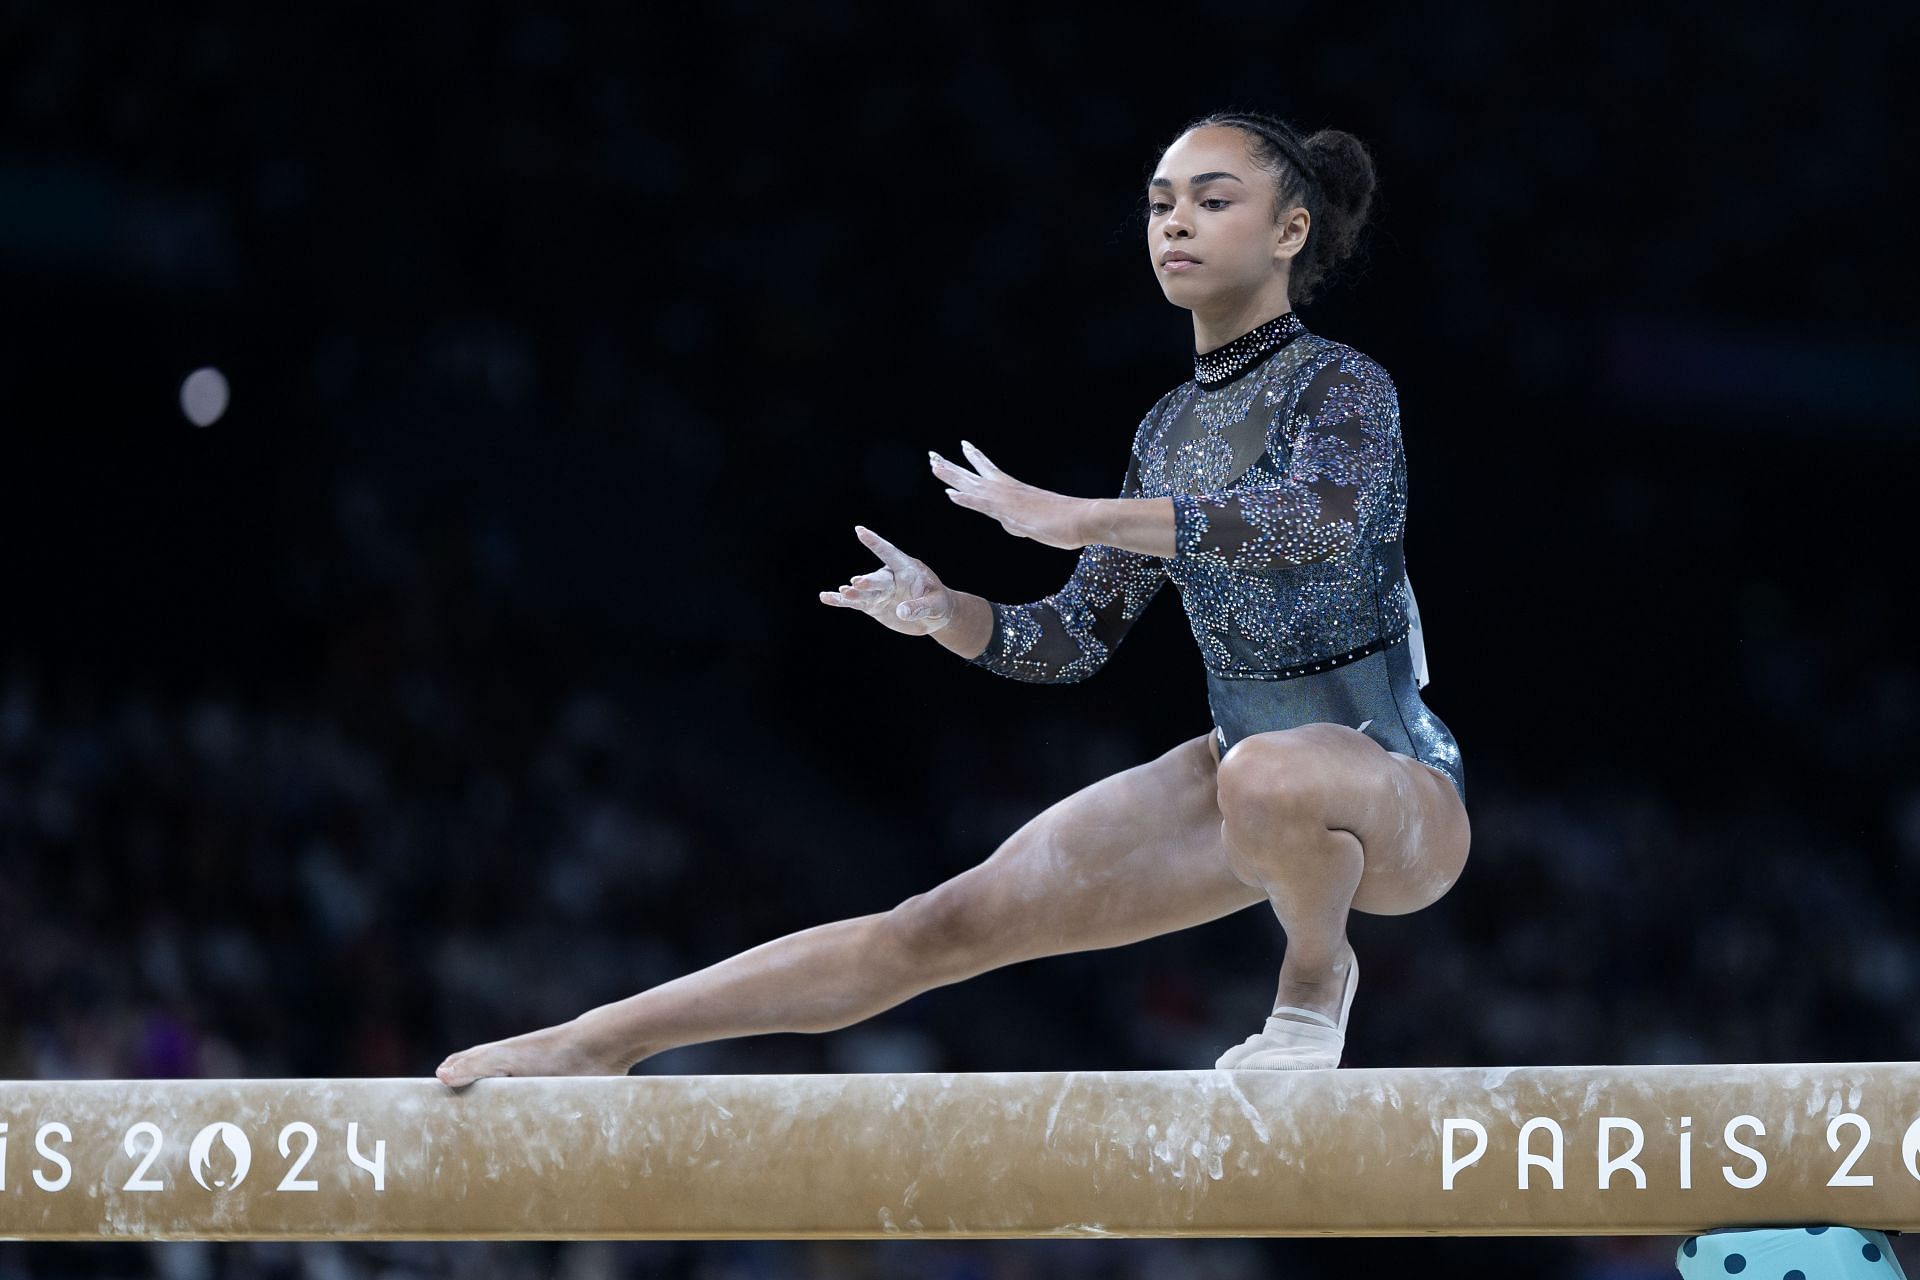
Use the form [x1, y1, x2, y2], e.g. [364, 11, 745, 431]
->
[1192, 311, 1307, 389]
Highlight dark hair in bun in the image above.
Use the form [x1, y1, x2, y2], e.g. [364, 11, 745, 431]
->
[1171, 111, 1378, 305]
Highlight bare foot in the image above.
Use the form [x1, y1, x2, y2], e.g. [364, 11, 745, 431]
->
[436, 1018, 636, 1088]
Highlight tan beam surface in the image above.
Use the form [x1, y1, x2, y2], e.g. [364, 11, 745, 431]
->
[3, 1064, 1920, 1240]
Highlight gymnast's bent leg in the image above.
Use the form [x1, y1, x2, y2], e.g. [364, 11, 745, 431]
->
[1210, 721, 1471, 1068]
[437, 731, 1263, 1085]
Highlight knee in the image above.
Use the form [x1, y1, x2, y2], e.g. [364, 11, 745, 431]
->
[1215, 732, 1334, 844]
[883, 881, 998, 979]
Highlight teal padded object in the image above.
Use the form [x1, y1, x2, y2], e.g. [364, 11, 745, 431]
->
[1676, 1226, 1906, 1278]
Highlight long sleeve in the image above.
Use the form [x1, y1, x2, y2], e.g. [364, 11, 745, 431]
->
[1169, 355, 1401, 571]
[968, 448, 1168, 684]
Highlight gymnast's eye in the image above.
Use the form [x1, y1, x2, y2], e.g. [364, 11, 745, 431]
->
[1201, 198, 1231, 211]
[1147, 201, 1172, 215]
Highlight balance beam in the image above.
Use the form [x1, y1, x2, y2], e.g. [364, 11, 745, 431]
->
[3, 1063, 1919, 1240]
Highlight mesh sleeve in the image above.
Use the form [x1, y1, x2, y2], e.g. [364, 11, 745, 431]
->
[968, 444, 1168, 684]
[1169, 356, 1400, 571]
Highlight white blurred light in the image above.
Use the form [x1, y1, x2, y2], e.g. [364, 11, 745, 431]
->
[180, 367, 230, 427]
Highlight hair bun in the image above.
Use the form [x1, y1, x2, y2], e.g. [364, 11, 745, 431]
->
[1297, 129, 1377, 299]
[1303, 129, 1377, 222]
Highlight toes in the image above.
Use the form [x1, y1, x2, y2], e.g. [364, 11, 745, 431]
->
[436, 1051, 490, 1088]
[1214, 1034, 1261, 1070]
[1237, 1042, 1343, 1070]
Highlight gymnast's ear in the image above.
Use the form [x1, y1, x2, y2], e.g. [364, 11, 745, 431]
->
[1273, 205, 1311, 264]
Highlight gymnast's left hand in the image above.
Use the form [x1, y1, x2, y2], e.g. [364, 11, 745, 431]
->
[929, 440, 1094, 550]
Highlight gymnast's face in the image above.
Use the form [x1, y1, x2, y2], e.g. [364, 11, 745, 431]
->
[1147, 126, 1309, 311]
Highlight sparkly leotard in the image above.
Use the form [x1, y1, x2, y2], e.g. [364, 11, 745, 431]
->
[967, 311, 1466, 805]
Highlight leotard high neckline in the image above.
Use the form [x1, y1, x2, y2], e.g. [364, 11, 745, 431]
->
[1192, 311, 1307, 389]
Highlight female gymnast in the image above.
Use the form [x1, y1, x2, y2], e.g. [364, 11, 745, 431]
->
[437, 110, 1469, 1087]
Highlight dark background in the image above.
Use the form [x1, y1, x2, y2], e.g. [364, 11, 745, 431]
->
[2, 3, 1916, 1277]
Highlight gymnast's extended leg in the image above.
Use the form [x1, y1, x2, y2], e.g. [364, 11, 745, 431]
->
[436, 730, 1262, 1085]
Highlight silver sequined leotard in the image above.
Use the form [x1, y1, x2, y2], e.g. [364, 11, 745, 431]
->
[967, 311, 1466, 805]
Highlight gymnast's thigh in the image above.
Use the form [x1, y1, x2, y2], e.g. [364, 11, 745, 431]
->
[903, 731, 1266, 963]
[1218, 721, 1470, 917]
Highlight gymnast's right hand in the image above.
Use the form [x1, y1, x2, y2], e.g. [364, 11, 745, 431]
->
[819, 525, 954, 636]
